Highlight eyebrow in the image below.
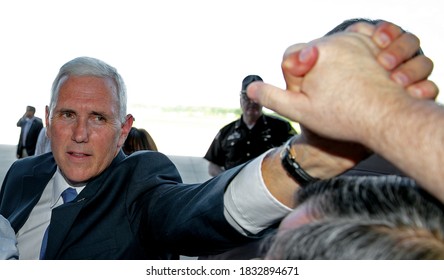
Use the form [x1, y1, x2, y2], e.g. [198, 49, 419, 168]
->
[57, 108, 75, 115]
[91, 111, 107, 117]
[56, 108, 111, 119]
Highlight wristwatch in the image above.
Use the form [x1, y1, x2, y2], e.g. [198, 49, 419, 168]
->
[280, 138, 319, 186]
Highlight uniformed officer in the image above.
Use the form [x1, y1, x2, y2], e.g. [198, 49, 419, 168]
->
[204, 75, 297, 176]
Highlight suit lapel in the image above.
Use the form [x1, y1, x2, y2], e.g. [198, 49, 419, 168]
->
[43, 150, 127, 259]
[8, 154, 56, 231]
[44, 196, 87, 259]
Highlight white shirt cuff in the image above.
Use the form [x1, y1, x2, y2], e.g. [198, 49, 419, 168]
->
[223, 150, 292, 235]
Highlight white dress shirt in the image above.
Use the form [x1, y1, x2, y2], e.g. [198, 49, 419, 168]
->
[21, 117, 34, 146]
[34, 127, 52, 156]
[224, 150, 292, 235]
[16, 169, 84, 260]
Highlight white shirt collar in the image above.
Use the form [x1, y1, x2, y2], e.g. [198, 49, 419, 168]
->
[51, 168, 85, 209]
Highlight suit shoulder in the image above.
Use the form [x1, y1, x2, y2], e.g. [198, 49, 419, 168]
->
[122, 150, 174, 167]
[3, 153, 56, 186]
[118, 150, 182, 182]
[10, 153, 55, 170]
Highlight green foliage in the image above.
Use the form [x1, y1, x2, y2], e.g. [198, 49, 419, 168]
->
[161, 106, 241, 117]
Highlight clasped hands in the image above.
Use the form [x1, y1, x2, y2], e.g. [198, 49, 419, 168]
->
[249, 21, 438, 180]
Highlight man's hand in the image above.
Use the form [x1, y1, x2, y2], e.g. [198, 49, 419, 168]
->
[248, 21, 437, 111]
[348, 21, 438, 99]
[257, 20, 442, 207]
[248, 21, 437, 141]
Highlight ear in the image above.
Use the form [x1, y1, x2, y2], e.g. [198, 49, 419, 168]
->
[118, 114, 134, 148]
[45, 106, 51, 138]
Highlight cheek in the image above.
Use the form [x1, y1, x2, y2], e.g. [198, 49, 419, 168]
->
[47, 124, 64, 142]
[98, 126, 124, 149]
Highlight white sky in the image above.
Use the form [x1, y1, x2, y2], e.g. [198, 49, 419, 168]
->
[1, 0, 443, 147]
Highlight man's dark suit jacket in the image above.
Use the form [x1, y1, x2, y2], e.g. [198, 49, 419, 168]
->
[16, 117, 43, 157]
[0, 151, 261, 259]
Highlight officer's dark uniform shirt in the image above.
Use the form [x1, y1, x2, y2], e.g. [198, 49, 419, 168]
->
[204, 114, 297, 170]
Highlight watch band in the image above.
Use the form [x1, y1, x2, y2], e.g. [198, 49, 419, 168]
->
[280, 138, 319, 186]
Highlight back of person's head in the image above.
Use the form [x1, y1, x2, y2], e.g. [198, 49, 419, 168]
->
[123, 127, 158, 155]
[325, 18, 382, 36]
[325, 18, 423, 55]
[294, 176, 444, 225]
[266, 219, 444, 260]
[265, 175, 444, 259]
[49, 56, 127, 123]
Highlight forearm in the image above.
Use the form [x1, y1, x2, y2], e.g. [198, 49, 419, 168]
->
[365, 97, 444, 203]
[17, 118, 24, 127]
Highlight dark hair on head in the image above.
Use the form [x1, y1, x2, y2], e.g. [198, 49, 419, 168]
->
[325, 18, 383, 36]
[123, 127, 158, 155]
[325, 18, 423, 55]
[265, 175, 444, 259]
[27, 106, 36, 113]
[294, 175, 444, 226]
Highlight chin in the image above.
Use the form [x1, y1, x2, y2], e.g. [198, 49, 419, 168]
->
[62, 171, 94, 186]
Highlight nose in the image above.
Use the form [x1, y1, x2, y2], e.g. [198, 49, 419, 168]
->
[71, 119, 89, 143]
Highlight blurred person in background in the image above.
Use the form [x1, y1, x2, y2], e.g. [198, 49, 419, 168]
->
[16, 105, 43, 158]
[123, 127, 158, 155]
[204, 75, 296, 176]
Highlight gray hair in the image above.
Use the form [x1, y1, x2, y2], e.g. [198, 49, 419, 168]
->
[265, 175, 444, 259]
[296, 175, 442, 224]
[267, 219, 444, 260]
[49, 57, 127, 123]
[294, 175, 444, 226]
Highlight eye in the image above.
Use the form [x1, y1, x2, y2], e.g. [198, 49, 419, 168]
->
[61, 111, 75, 119]
[92, 114, 106, 123]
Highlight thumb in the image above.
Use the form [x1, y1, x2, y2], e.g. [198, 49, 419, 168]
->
[283, 44, 319, 76]
[247, 82, 307, 123]
[282, 44, 319, 93]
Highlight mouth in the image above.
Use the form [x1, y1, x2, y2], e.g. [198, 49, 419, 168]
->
[67, 151, 92, 159]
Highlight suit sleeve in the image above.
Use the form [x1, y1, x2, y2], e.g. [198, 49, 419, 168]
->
[131, 152, 260, 256]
